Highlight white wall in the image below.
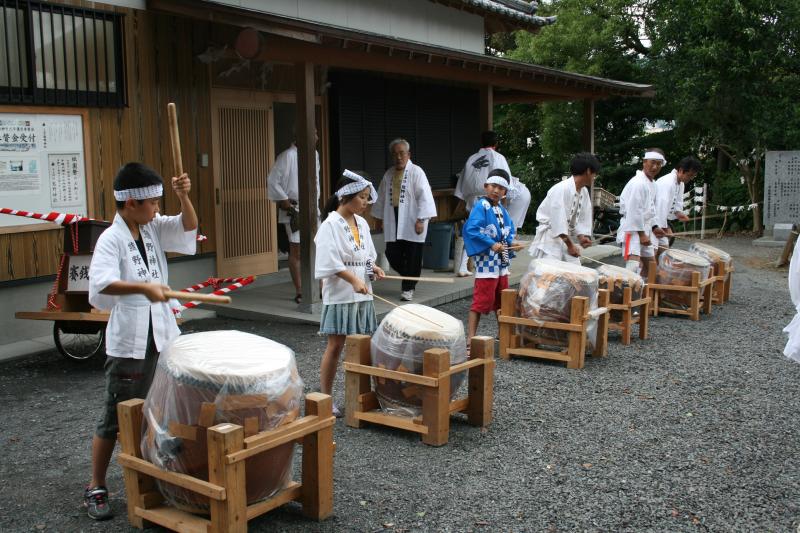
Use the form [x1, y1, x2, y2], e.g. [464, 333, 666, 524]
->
[95, 0, 146, 9]
[210, 0, 486, 53]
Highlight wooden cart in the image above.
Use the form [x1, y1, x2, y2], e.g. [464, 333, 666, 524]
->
[15, 220, 111, 361]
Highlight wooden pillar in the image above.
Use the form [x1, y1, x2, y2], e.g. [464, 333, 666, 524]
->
[582, 99, 595, 153]
[480, 85, 493, 132]
[295, 61, 319, 309]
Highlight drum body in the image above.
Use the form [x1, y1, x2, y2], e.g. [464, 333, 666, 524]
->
[370, 304, 467, 417]
[142, 331, 304, 514]
[656, 249, 712, 308]
[597, 264, 645, 321]
[517, 258, 600, 347]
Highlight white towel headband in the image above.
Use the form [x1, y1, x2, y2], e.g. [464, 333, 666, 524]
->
[336, 169, 378, 203]
[113, 184, 164, 201]
[643, 151, 666, 163]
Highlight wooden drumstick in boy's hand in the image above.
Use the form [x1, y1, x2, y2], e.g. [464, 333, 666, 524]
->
[167, 102, 184, 177]
[164, 289, 231, 304]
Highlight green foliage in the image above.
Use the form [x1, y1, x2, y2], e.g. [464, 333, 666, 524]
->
[490, 0, 800, 233]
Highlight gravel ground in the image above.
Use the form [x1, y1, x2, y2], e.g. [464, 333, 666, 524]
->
[1, 236, 798, 532]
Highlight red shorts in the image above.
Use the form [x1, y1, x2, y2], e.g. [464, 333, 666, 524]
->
[470, 275, 509, 314]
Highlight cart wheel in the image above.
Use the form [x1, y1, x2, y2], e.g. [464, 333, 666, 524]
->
[53, 321, 105, 361]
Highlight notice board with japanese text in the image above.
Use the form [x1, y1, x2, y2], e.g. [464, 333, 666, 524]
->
[0, 112, 88, 229]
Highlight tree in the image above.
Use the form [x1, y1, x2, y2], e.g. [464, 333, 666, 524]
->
[651, 0, 800, 233]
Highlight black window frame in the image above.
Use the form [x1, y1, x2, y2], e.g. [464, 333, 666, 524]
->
[0, 0, 126, 107]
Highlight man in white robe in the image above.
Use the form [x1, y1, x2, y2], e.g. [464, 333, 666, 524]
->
[529, 153, 599, 263]
[267, 132, 321, 303]
[86, 162, 197, 520]
[372, 138, 437, 301]
[617, 149, 668, 277]
[454, 131, 513, 276]
[654, 156, 701, 254]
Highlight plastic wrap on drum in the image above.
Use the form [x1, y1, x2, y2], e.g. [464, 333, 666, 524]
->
[688, 242, 732, 267]
[656, 249, 712, 309]
[141, 330, 304, 514]
[370, 304, 467, 417]
[517, 258, 600, 348]
[597, 264, 644, 321]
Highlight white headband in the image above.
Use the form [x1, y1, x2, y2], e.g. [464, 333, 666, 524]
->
[643, 151, 666, 163]
[113, 184, 163, 201]
[486, 175, 510, 189]
[337, 169, 378, 203]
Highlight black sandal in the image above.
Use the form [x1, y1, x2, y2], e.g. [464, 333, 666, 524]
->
[294, 294, 302, 304]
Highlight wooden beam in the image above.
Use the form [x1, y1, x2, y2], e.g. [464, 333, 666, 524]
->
[259, 34, 592, 98]
[295, 61, 319, 309]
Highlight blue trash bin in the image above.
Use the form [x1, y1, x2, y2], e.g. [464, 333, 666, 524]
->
[423, 222, 453, 270]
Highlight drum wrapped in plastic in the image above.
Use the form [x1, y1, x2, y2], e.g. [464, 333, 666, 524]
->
[656, 249, 712, 309]
[597, 264, 645, 321]
[517, 258, 600, 348]
[370, 304, 467, 417]
[142, 331, 304, 514]
[688, 242, 732, 267]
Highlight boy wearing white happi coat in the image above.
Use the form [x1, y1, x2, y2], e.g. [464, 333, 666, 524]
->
[654, 156, 702, 253]
[84, 163, 197, 520]
[617, 149, 668, 278]
[529, 153, 600, 264]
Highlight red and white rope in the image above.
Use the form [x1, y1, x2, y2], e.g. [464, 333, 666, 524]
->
[180, 277, 246, 293]
[0, 207, 92, 225]
[173, 275, 255, 314]
[1, 207, 207, 241]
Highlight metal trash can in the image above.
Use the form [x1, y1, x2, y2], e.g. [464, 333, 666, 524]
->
[422, 222, 453, 270]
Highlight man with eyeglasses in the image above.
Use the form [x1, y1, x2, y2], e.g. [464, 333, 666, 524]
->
[372, 138, 436, 301]
[616, 149, 667, 278]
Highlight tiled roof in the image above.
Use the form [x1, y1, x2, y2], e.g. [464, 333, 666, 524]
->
[433, 0, 557, 29]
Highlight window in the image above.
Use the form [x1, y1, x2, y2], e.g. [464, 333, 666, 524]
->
[0, 1, 126, 107]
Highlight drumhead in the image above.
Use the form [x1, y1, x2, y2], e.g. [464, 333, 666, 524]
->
[527, 257, 599, 280]
[689, 242, 732, 264]
[380, 304, 464, 342]
[664, 249, 711, 267]
[598, 264, 644, 284]
[160, 330, 295, 387]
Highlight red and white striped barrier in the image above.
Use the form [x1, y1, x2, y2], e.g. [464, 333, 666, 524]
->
[173, 275, 255, 314]
[180, 277, 248, 293]
[1, 207, 207, 241]
[0, 207, 93, 225]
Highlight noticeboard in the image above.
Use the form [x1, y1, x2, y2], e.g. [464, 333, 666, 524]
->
[0, 112, 89, 229]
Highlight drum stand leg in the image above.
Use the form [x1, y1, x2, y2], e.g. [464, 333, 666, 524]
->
[422, 349, 451, 446]
[467, 336, 494, 428]
[345, 335, 372, 429]
[207, 425, 247, 533]
[118, 399, 159, 529]
[302, 394, 335, 519]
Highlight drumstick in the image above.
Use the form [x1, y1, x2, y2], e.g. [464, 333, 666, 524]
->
[164, 290, 231, 304]
[167, 103, 184, 177]
[370, 293, 444, 328]
[381, 275, 454, 284]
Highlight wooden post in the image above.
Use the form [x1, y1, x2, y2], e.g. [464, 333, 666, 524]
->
[690, 271, 701, 321]
[207, 423, 247, 533]
[117, 399, 155, 529]
[479, 85, 493, 132]
[566, 297, 587, 369]
[639, 292, 650, 340]
[582, 99, 595, 154]
[467, 336, 494, 427]
[621, 286, 632, 345]
[723, 264, 733, 302]
[498, 289, 516, 360]
[295, 61, 319, 309]
[345, 335, 372, 428]
[302, 393, 335, 520]
[421, 348, 450, 446]
[702, 277, 713, 316]
[593, 289, 609, 357]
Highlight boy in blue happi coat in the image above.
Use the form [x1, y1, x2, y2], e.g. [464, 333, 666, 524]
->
[463, 169, 516, 341]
